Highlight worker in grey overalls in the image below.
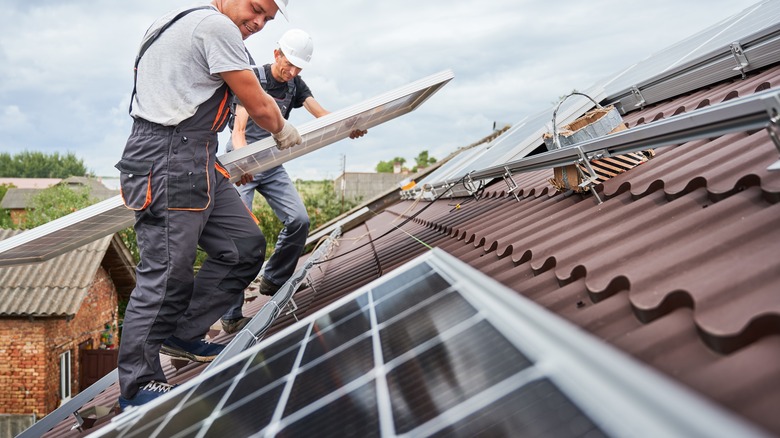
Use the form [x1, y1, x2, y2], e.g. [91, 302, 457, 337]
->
[220, 29, 366, 334]
[115, 0, 300, 410]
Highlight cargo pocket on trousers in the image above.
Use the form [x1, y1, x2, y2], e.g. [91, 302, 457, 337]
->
[116, 159, 154, 210]
[168, 171, 210, 210]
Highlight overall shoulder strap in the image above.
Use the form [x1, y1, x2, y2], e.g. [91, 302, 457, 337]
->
[129, 6, 214, 114]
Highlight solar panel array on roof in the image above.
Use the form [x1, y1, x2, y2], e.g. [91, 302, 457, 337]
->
[89, 250, 762, 438]
[411, 1, 780, 197]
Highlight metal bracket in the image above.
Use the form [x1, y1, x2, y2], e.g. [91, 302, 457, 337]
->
[730, 42, 749, 79]
[502, 167, 521, 202]
[631, 85, 646, 108]
[286, 297, 299, 321]
[463, 173, 479, 199]
[575, 146, 603, 204]
[764, 93, 780, 171]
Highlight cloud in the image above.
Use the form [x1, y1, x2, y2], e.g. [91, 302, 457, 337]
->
[0, 0, 762, 179]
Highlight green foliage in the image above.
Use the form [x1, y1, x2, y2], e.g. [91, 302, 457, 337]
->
[21, 184, 98, 229]
[375, 156, 407, 173]
[412, 150, 436, 172]
[117, 227, 140, 264]
[0, 183, 12, 202]
[251, 180, 361, 256]
[0, 183, 14, 227]
[0, 151, 90, 178]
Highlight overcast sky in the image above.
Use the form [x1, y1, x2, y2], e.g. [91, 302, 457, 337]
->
[0, 0, 761, 181]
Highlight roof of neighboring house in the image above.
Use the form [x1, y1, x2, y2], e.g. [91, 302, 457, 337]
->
[0, 229, 135, 317]
[0, 178, 61, 189]
[0, 188, 40, 209]
[0, 177, 118, 209]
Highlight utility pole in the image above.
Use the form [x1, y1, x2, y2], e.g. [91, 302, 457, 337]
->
[340, 154, 346, 214]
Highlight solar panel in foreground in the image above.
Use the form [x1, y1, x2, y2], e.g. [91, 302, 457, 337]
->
[91, 249, 763, 438]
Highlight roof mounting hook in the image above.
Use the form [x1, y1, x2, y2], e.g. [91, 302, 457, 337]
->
[286, 297, 299, 321]
[630, 86, 646, 108]
[730, 42, 749, 80]
[575, 146, 604, 204]
[764, 92, 780, 171]
[463, 173, 479, 199]
[502, 167, 521, 202]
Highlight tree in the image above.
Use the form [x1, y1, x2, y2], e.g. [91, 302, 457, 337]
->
[0, 151, 90, 178]
[21, 184, 99, 229]
[375, 156, 407, 173]
[0, 183, 14, 228]
[412, 150, 436, 172]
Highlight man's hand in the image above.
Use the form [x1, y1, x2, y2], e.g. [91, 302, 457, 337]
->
[235, 173, 254, 186]
[273, 120, 302, 150]
[349, 129, 368, 139]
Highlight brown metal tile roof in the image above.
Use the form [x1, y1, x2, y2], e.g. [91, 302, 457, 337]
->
[285, 65, 780, 435]
[39, 65, 780, 437]
[0, 229, 114, 316]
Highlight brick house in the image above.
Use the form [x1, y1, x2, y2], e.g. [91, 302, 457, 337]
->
[0, 229, 134, 434]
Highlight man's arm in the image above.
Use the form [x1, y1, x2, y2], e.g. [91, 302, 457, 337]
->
[303, 96, 366, 139]
[231, 104, 249, 149]
[221, 70, 285, 135]
[302, 96, 330, 118]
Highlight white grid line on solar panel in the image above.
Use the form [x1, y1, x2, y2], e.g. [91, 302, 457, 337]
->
[263, 291, 484, 435]
[268, 280, 537, 435]
[407, 366, 545, 437]
[368, 283, 395, 438]
[264, 319, 315, 435]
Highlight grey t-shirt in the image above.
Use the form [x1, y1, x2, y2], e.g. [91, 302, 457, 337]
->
[130, 6, 250, 126]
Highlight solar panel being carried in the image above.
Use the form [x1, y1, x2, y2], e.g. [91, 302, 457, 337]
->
[0, 70, 453, 267]
[90, 249, 762, 438]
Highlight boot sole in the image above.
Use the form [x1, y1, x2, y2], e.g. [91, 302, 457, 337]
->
[159, 345, 219, 363]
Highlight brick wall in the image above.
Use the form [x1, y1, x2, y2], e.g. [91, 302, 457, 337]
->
[0, 266, 119, 417]
[0, 319, 46, 416]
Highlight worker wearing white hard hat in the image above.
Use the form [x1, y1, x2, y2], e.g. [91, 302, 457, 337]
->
[221, 29, 367, 334]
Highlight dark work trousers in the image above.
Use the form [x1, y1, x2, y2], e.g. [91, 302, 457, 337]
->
[116, 86, 265, 399]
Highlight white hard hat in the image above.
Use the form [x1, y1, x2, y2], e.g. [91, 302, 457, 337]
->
[278, 28, 313, 69]
[274, 0, 289, 20]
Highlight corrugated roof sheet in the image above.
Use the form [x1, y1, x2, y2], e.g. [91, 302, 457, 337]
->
[0, 229, 114, 317]
[0, 188, 40, 209]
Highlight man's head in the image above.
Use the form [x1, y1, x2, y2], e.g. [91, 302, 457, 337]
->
[271, 28, 313, 82]
[214, 0, 289, 40]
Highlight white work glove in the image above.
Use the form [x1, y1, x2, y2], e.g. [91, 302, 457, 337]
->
[272, 120, 302, 150]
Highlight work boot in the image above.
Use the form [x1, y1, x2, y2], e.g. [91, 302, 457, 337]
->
[258, 277, 281, 296]
[118, 381, 176, 411]
[221, 317, 251, 334]
[160, 336, 225, 362]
